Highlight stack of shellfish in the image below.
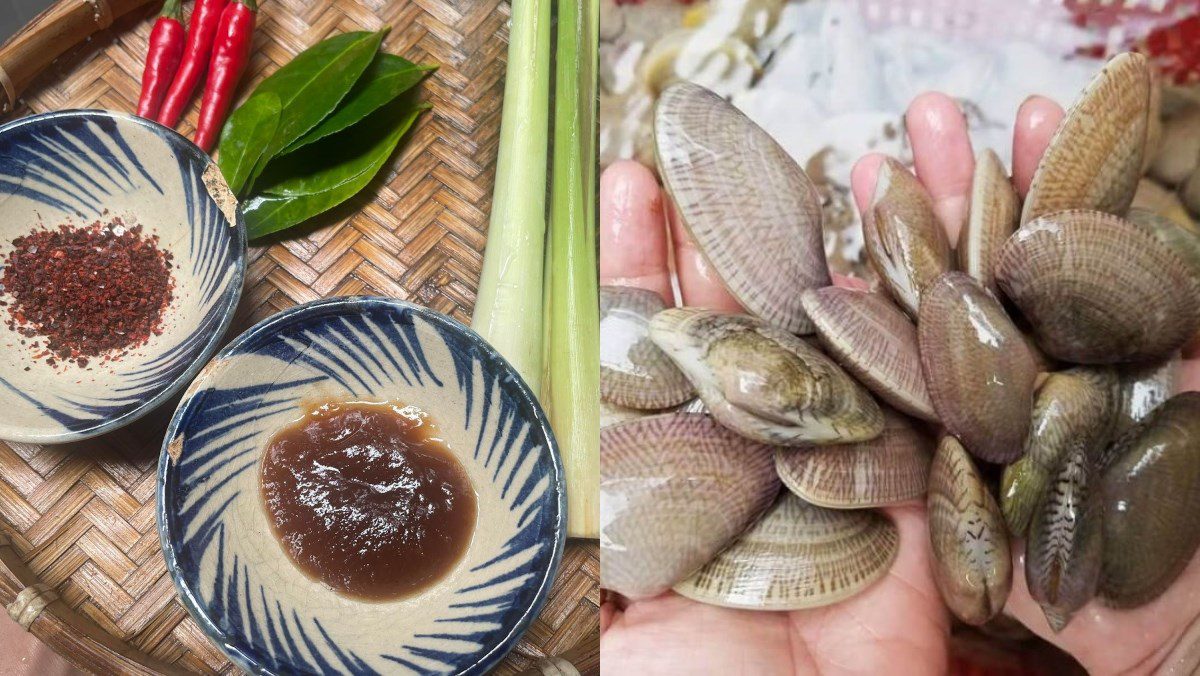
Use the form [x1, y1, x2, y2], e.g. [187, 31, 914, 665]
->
[600, 52, 1200, 631]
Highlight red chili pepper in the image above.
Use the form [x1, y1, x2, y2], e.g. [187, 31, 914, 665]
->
[157, 0, 230, 127]
[193, 0, 257, 152]
[135, 0, 186, 119]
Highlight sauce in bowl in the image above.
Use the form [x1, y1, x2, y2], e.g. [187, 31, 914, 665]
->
[260, 401, 477, 601]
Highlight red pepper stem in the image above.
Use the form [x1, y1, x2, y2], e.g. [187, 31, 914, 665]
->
[159, 0, 182, 20]
[237, 0, 257, 11]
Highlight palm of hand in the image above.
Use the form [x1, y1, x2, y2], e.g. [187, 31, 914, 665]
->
[600, 92, 1200, 675]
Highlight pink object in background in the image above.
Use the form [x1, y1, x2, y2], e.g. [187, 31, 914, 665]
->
[0, 613, 80, 676]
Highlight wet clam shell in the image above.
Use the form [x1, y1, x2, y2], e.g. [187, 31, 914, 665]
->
[1024, 367, 1118, 470]
[960, 149, 1019, 295]
[1026, 446, 1103, 633]
[801, 287, 937, 422]
[1021, 52, 1152, 225]
[775, 410, 934, 509]
[999, 456, 1046, 536]
[918, 272, 1038, 464]
[1100, 393, 1200, 608]
[600, 286, 696, 410]
[673, 492, 898, 610]
[864, 158, 953, 317]
[600, 412, 780, 599]
[654, 82, 830, 334]
[649, 308, 884, 446]
[1126, 207, 1200, 280]
[928, 436, 1012, 626]
[1113, 355, 1180, 436]
[996, 209, 1200, 363]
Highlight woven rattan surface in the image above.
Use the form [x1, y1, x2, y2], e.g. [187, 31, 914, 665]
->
[0, 0, 600, 673]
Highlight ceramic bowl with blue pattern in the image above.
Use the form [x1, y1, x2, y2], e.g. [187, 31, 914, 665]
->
[158, 297, 566, 675]
[0, 110, 245, 443]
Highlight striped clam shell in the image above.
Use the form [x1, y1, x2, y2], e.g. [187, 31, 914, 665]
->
[801, 286, 937, 422]
[918, 272, 1038, 464]
[928, 435, 1011, 626]
[673, 492, 898, 610]
[649, 308, 883, 446]
[996, 209, 1200, 364]
[774, 410, 934, 509]
[959, 149, 1018, 295]
[1021, 52, 1152, 225]
[600, 412, 779, 599]
[599, 285, 695, 410]
[863, 158, 953, 317]
[654, 81, 829, 334]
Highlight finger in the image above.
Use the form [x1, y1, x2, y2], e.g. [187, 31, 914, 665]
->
[1180, 357, 1200, 394]
[666, 200, 743, 311]
[600, 160, 674, 303]
[851, 152, 888, 216]
[1012, 96, 1065, 198]
[905, 92, 976, 245]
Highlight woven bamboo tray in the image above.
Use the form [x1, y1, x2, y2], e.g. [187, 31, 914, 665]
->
[0, 0, 600, 673]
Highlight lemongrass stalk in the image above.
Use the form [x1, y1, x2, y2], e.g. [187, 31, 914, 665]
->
[472, 0, 552, 392]
[544, 0, 600, 538]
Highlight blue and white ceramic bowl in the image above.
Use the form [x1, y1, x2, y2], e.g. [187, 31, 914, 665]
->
[0, 110, 245, 443]
[158, 297, 566, 675]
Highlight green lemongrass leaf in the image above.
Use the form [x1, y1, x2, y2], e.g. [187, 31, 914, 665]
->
[243, 101, 427, 239]
[216, 92, 280, 196]
[544, 0, 599, 540]
[243, 30, 387, 188]
[470, 0, 552, 393]
[280, 54, 435, 155]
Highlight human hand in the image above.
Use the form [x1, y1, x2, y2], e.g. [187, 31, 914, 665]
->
[851, 93, 1200, 676]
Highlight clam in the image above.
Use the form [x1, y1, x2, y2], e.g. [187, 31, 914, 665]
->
[1113, 355, 1180, 436]
[918, 272, 1038, 464]
[673, 492, 898, 610]
[1100, 393, 1200, 608]
[1025, 445, 1103, 633]
[1000, 367, 1117, 535]
[959, 149, 1019, 295]
[600, 286, 696, 410]
[999, 457, 1046, 536]
[775, 410, 934, 509]
[655, 81, 830, 333]
[801, 287, 937, 422]
[649, 308, 884, 446]
[1021, 52, 1152, 225]
[863, 158, 953, 317]
[600, 412, 780, 599]
[995, 209, 1200, 363]
[928, 435, 1011, 626]
[1125, 207, 1200, 280]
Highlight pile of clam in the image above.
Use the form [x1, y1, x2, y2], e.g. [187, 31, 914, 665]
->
[600, 52, 1200, 630]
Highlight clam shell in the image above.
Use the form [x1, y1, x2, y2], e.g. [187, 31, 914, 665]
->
[999, 456, 1046, 536]
[599, 412, 780, 599]
[654, 82, 829, 333]
[1100, 393, 1200, 608]
[649, 308, 884, 446]
[864, 158, 953, 317]
[775, 410, 934, 509]
[1126, 207, 1200, 280]
[1025, 367, 1118, 470]
[1026, 446, 1103, 633]
[1113, 355, 1180, 436]
[673, 492, 898, 610]
[996, 209, 1200, 363]
[801, 287, 937, 422]
[600, 286, 696, 409]
[1020, 52, 1151, 225]
[918, 272, 1038, 463]
[960, 149, 1018, 295]
[928, 435, 1012, 626]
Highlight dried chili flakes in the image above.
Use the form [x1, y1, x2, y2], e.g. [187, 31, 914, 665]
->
[0, 218, 176, 367]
